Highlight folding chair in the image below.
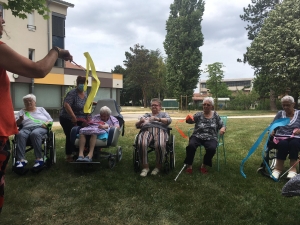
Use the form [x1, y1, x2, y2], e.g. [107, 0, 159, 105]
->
[188, 115, 227, 171]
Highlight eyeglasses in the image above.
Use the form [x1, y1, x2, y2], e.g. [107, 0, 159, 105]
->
[203, 103, 211, 106]
[282, 104, 292, 107]
[151, 104, 159, 107]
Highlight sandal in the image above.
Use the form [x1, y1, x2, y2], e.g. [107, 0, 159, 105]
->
[151, 168, 160, 175]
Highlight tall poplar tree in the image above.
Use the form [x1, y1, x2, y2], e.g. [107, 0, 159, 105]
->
[164, 0, 204, 105]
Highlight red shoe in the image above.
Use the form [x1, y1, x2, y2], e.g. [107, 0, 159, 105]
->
[200, 167, 208, 174]
[185, 168, 193, 174]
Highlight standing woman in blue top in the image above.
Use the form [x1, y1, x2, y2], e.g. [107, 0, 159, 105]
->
[60, 76, 88, 162]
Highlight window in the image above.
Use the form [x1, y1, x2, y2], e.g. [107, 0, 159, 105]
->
[0, 3, 4, 20]
[27, 12, 36, 31]
[29, 49, 35, 61]
[52, 13, 65, 68]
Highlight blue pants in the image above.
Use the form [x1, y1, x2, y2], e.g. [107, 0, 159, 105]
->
[15, 126, 47, 160]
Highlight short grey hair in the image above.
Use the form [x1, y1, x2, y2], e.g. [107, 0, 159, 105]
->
[150, 98, 161, 106]
[203, 97, 214, 106]
[100, 106, 111, 115]
[281, 95, 294, 103]
[23, 94, 36, 102]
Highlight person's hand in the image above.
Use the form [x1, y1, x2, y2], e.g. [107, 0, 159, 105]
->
[294, 129, 300, 135]
[71, 116, 77, 124]
[149, 116, 156, 122]
[270, 130, 275, 137]
[18, 114, 24, 122]
[58, 49, 73, 62]
[17, 114, 24, 125]
[139, 117, 145, 123]
[219, 128, 226, 135]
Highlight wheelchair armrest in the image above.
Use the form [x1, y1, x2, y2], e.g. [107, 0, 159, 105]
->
[108, 127, 121, 146]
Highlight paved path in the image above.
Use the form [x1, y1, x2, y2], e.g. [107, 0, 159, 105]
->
[52, 114, 275, 127]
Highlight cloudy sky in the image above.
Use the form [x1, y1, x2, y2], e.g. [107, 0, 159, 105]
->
[65, 0, 254, 85]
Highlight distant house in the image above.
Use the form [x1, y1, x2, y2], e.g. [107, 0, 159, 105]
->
[1, 0, 123, 119]
[192, 78, 254, 105]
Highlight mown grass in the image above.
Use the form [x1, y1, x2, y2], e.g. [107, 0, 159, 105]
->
[1, 117, 299, 224]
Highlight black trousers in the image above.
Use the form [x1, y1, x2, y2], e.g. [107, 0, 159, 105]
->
[184, 136, 218, 167]
[59, 116, 83, 155]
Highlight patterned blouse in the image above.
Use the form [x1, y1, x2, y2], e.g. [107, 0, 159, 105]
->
[79, 115, 119, 135]
[136, 112, 172, 132]
[191, 111, 224, 141]
[60, 88, 88, 120]
[273, 110, 300, 137]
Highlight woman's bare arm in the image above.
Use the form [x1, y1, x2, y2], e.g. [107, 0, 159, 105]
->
[0, 43, 72, 78]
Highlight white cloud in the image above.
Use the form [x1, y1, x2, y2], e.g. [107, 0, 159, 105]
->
[65, 0, 254, 87]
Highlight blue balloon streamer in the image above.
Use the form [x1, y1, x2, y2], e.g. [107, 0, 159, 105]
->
[240, 118, 290, 179]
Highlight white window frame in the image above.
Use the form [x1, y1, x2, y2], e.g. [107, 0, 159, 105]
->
[27, 11, 36, 31]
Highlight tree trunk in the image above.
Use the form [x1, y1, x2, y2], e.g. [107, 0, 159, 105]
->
[142, 88, 147, 108]
[270, 89, 277, 111]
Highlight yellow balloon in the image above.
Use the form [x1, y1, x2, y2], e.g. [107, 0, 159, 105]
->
[83, 52, 100, 113]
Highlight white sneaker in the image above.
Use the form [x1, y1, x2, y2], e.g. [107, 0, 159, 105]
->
[271, 170, 281, 179]
[140, 168, 149, 177]
[151, 168, 160, 175]
[287, 171, 297, 179]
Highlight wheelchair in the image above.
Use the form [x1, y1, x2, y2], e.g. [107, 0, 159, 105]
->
[257, 137, 300, 179]
[70, 99, 124, 169]
[256, 140, 278, 178]
[11, 126, 56, 174]
[132, 127, 175, 174]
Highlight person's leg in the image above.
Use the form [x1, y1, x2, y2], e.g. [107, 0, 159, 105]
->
[275, 140, 289, 172]
[59, 116, 74, 161]
[87, 134, 97, 159]
[152, 128, 167, 174]
[287, 138, 300, 173]
[201, 139, 218, 172]
[184, 136, 202, 170]
[137, 129, 153, 176]
[15, 129, 31, 165]
[78, 134, 86, 157]
[30, 127, 48, 160]
[0, 136, 9, 214]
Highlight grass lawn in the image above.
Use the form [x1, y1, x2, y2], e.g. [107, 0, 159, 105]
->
[2, 116, 299, 224]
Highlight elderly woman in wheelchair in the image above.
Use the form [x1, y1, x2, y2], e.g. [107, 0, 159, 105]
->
[13, 94, 53, 173]
[76, 106, 120, 162]
[269, 95, 300, 180]
[135, 98, 172, 177]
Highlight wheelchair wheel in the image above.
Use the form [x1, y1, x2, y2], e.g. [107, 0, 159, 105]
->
[108, 156, 116, 169]
[164, 161, 170, 174]
[11, 139, 16, 170]
[116, 146, 122, 162]
[168, 134, 175, 170]
[133, 147, 140, 172]
[49, 131, 56, 164]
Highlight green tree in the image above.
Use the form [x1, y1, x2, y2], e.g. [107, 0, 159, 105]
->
[228, 90, 259, 110]
[240, 0, 281, 41]
[123, 44, 162, 107]
[204, 62, 230, 110]
[164, 0, 204, 106]
[111, 65, 140, 106]
[245, 0, 300, 108]
[3, 0, 49, 19]
[239, 0, 282, 111]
